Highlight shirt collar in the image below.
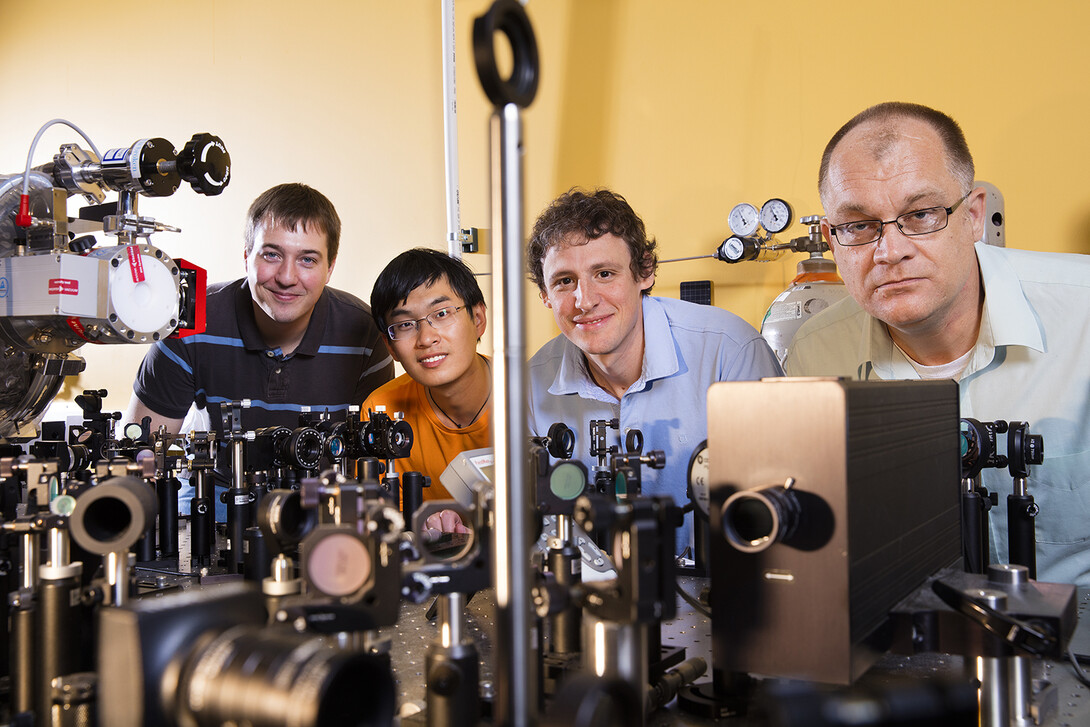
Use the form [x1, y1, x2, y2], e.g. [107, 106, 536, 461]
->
[548, 296, 679, 398]
[974, 242, 1044, 352]
[861, 243, 1044, 379]
[236, 280, 328, 357]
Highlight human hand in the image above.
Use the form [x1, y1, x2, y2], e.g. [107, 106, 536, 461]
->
[421, 508, 469, 543]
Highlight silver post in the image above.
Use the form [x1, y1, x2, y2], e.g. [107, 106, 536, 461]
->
[441, 0, 462, 259]
[105, 550, 128, 607]
[20, 532, 38, 590]
[973, 589, 1010, 727]
[490, 101, 535, 726]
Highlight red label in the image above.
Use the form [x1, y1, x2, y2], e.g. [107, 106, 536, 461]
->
[48, 278, 79, 295]
[66, 317, 93, 342]
[126, 245, 145, 283]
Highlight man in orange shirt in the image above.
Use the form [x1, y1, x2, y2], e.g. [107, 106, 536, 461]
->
[363, 248, 491, 507]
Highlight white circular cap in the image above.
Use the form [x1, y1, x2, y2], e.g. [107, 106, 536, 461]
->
[108, 252, 179, 334]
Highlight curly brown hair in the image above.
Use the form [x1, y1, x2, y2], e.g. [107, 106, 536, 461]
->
[527, 188, 657, 294]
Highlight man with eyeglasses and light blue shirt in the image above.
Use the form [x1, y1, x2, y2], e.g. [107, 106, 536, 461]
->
[785, 102, 1090, 585]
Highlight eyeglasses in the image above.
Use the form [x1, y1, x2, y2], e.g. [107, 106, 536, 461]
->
[828, 193, 970, 247]
[386, 305, 466, 340]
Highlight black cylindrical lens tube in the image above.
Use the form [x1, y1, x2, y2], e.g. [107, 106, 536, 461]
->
[37, 575, 86, 720]
[1007, 494, 1037, 579]
[721, 485, 801, 553]
[402, 471, 427, 525]
[175, 626, 396, 727]
[10, 592, 35, 714]
[547, 539, 581, 654]
[961, 490, 986, 574]
[157, 476, 180, 557]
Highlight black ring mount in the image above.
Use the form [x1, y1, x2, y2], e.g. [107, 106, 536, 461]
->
[473, 0, 539, 108]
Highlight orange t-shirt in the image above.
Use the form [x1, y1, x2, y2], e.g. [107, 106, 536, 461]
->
[361, 373, 490, 500]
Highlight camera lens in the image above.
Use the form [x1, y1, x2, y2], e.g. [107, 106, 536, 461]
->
[285, 427, 323, 471]
[721, 485, 801, 553]
[175, 625, 395, 727]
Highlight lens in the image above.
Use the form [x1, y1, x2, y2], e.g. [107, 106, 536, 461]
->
[835, 220, 880, 246]
[898, 206, 945, 235]
[302, 528, 372, 599]
[254, 426, 293, 468]
[285, 427, 323, 470]
[387, 421, 413, 458]
[176, 625, 395, 727]
[258, 489, 315, 547]
[550, 462, 586, 501]
[69, 476, 158, 554]
[721, 485, 801, 553]
[363, 418, 413, 459]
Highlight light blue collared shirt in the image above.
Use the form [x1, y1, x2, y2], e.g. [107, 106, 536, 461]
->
[787, 242, 1090, 585]
[528, 295, 783, 553]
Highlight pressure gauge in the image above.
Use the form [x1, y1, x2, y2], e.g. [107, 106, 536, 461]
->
[759, 198, 793, 234]
[687, 441, 710, 518]
[717, 236, 758, 264]
[728, 203, 760, 237]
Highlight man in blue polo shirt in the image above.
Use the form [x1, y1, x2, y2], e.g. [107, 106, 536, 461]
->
[124, 182, 393, 441]
[526, 188, 782, 553]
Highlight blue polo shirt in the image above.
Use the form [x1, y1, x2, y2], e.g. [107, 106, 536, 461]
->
[528, 295, 783, 553]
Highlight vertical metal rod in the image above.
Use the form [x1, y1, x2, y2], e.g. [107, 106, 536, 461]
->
[105, 550, 127, 606]
[46, 527, 68, 566]
[490, 102, 535, 726]
[440, 593, 465, 647]
[442, 0, 461, 258]
[21, 532, 37, 590]
[977, 655, 1009, 727]
[582, 613, 649, 727]
[1009, 655, 1032, 726]
[232, 438, 245, 491]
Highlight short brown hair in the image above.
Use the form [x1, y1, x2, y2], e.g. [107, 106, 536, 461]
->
[527, 188, 657, 294]
[818, 102, 975, 204]
[244, 183, 342, 263]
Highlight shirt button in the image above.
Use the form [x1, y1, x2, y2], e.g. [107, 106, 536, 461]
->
[275, 368, 282, 374]
[265, 350, 275, 358]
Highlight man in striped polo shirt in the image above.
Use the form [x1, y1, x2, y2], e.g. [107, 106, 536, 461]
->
[124, 182, 393, 440]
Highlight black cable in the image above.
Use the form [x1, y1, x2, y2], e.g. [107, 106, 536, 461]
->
[676, 582, 711, 618]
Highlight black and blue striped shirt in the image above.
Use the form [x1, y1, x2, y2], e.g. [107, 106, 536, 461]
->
[134, 278, 394, 433]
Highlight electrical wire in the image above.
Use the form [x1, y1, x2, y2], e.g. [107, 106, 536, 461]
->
[675, 581, 711, 618]
[17, 118, 102, 226]
[1069, 646, 1090, 687]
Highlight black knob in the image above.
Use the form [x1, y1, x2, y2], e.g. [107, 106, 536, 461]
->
[136, 137, 181, 197]
[68, 235, 96, 253]
[178, 133, 231, 195]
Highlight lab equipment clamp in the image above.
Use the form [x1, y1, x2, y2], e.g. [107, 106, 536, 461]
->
[530, 424, 707, 725]
[960, 418, 1045, 577]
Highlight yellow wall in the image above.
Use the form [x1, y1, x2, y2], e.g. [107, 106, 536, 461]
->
[2, 0, 1089, 413]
